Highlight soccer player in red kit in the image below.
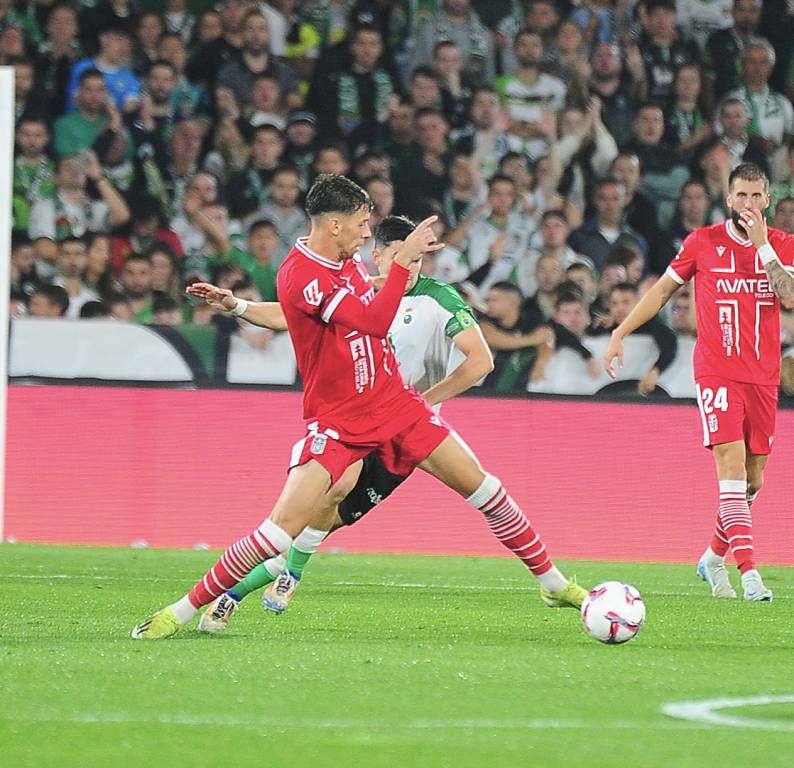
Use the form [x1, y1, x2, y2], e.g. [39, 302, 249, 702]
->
[605, 163, 794, 601]
[132, 175, 586, 639]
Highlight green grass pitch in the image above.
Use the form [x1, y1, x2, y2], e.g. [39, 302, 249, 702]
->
[2, 544, 794, 768]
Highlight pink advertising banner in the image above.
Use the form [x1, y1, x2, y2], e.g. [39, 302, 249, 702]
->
[6, 386, 793, 564]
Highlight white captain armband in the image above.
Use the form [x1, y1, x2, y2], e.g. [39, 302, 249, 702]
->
[757, 243, 781, 267]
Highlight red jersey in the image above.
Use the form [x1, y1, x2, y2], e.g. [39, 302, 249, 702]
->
[277, 237, 423, 438]
[666, 221, 794, 386]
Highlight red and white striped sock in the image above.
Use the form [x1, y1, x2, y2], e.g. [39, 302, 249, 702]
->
[467, 474, 567, 592]
[184, 520, 292, 612]
[709, 513, 730, 558]
[718, 479, 755, 574]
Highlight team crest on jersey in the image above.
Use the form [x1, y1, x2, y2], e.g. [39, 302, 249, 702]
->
[310, 434, 327, 454]
[403, 312, 413, 325]
[303, 279, 324, 306]
[716, 246, 726, 256]
[708, 414, 719, 433]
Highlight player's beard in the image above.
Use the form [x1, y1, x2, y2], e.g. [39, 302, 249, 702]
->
[730, 208, 748, 238]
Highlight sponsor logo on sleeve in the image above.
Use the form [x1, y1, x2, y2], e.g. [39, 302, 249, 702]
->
[303, 279, 324, 306]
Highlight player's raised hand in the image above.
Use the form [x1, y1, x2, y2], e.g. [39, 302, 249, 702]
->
[739, 207, 768, 247]
[395, 216, 444, 267]
[186, 282, 237, 312]
[604, 331, 624, 379]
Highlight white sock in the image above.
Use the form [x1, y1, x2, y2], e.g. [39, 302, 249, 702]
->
[169, 595, 198, 625]
[702, 546, 725, 564]
[465, 473, 501, 508]
[293, 526, 329, 553]
[537, 565, 568, 593]
[264, 554, 286, 579]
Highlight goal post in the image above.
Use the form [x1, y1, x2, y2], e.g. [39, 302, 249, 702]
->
[0, 67, 15, 541]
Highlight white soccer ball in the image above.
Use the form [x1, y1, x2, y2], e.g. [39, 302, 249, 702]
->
[581, 581, 646, 644]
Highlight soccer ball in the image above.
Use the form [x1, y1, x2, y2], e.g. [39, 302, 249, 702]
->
[581, 581, 646, 644]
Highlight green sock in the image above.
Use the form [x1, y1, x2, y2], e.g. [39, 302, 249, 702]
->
[286, 546, 315, 580]
[228, 557, 283, 601]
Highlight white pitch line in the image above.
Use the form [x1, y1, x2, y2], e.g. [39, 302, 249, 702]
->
[1, 712, 712, 731]
[662, 694, 794, 731]
[0, 574, 712, 597]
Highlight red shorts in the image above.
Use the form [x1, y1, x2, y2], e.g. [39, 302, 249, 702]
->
[289, 399, 450, 484]
[695, 377, 778, 455]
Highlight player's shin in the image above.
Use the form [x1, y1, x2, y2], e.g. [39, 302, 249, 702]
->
[466, 472, 568, 593]
[228, 555, 286, 601]
[718, 479, 755, 574]
[286, 527, 329, 579]
[177, 520, 293, 621]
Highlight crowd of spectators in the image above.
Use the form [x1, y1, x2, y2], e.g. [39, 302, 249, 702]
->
[5, 0, 794, 393]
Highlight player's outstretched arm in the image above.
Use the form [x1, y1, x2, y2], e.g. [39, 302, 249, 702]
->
[186, 283, 288, 330]
[326, 216, 445, 337]
[604, 274, 680, 378]
[422, 325, 494, 407]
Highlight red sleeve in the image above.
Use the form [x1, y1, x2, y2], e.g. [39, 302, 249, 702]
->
[321, 263, 410, 337]
[769, 229, 794, 269]
[666, 229, 698, 284]
[279, 259, 338, 318]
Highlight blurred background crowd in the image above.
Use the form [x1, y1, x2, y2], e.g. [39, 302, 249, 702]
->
[5, 0, 794, 393]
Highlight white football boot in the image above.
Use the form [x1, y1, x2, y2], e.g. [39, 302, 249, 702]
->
[696, 550, 737, 598]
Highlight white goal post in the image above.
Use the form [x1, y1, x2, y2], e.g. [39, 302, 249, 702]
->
[0, 67, 15, 541]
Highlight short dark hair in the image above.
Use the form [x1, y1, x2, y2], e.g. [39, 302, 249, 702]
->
[609, 282, 638, 298]
[556, 280, 585, 304]
[411, 65, 441, 84]
[646, 0, 676, 14]
[249, 218, 277, 235]
[305, 175, 371, 217]
[775, 196, 794, 212]
[271, 163, 301, 180]
[432, 40, 458, 58]
[80, 300, 112, 318]
[489, 281, 523, 299]
[16, 114, 49, 131]
[147, 59, 176, 77]
[104, 290, 131, 308]
[541, 209, 568, 225]
[145, 242, 177, 264]
[728, 162, 769, 192]
[315, 140, 349, 161]
[152, 293, 180, 313]
[555, 291, 585, 310]
[79, 68, 105, 86]
[414, 106, 447, 124]
[124, 252, 152, 267]
[488, 173, 516, 191]
[31, 284, 69, 315]
[373, 215, 415, 248]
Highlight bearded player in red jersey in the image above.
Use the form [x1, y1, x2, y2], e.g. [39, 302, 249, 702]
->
[132, 175, 586, 639]
[605, 163, 794, 602]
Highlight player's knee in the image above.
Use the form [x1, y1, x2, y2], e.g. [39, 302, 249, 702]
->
[747, 476, 763, 497]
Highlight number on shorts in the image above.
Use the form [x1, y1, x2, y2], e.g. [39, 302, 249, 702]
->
[700, 386, 728, 414]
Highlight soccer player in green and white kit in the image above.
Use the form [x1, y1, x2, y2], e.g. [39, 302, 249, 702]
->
[187, 215, 505, 632]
